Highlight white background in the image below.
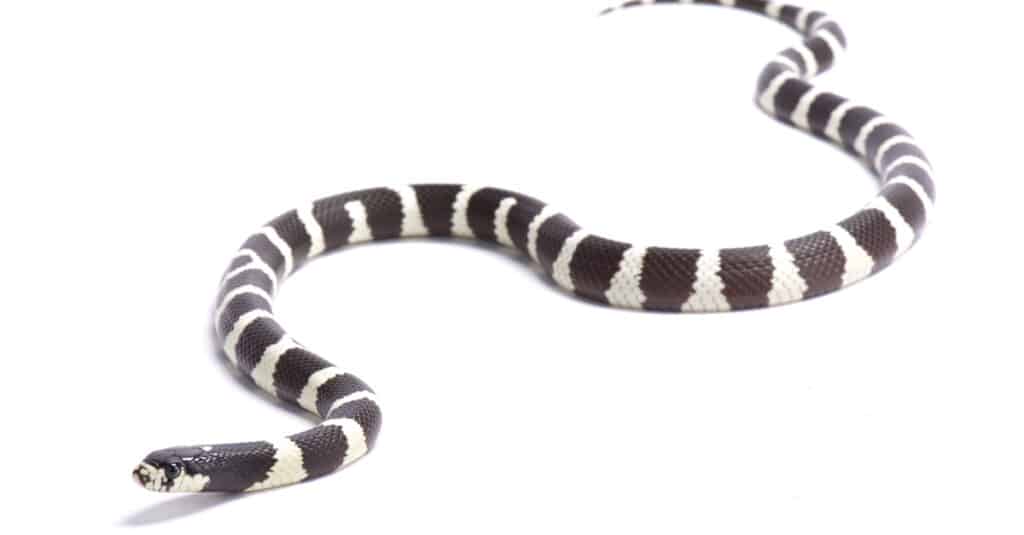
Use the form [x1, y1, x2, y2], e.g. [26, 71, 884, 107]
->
[1, 0, 1021, 532]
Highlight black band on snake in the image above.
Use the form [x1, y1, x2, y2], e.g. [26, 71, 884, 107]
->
[133, 0, 934, 493]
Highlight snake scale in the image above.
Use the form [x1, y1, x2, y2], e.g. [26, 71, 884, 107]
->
[133, 0, 934, 493]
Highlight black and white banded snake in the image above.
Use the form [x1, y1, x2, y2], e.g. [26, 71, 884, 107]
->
[133, 0, 934, 493]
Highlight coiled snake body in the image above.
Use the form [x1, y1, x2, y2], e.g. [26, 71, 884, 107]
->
[134, 0, 934, 493]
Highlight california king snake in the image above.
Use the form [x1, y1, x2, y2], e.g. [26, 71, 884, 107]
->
[133, 0, 934, 493]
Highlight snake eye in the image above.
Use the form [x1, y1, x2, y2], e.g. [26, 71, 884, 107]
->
[164, 463, 182, 479]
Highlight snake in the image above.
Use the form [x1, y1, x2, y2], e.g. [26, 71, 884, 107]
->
[133, 0, 934, 493]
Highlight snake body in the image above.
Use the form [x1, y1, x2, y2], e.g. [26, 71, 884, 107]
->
[134, 0, 934, 493]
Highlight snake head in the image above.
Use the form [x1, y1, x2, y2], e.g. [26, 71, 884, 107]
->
[133, 447, 212, 492]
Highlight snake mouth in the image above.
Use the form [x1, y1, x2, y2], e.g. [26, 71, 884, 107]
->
[132, 463, 166, 492]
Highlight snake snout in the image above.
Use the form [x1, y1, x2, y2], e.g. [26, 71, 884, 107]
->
[132, 465, 149, 487]
[132, 462, 163, 491]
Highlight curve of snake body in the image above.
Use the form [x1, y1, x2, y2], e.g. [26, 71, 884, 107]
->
[134, 0, 934, 493]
